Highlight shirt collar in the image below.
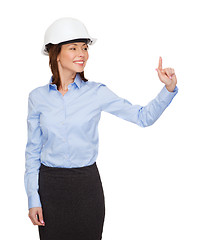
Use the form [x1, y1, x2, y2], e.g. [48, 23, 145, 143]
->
[48, 73, 82, 92]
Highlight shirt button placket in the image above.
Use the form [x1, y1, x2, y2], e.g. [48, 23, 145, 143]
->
[61, 98, 66, 125]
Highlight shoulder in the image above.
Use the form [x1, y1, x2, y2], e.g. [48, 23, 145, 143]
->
[84, 80, 117, 102]
[84, 80, 106, 90]
[28, 84, 48, 97]
[28, 84, 48, 107]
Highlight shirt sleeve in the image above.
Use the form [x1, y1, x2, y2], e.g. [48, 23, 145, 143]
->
[24, 92, 42, 210]
[96, 84, 178, 127]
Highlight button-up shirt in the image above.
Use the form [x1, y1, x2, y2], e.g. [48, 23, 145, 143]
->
[24, 73, 178, 209]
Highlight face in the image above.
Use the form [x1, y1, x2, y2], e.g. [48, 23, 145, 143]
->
[57, 42, 89, 74]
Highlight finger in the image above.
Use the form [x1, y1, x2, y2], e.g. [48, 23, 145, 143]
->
[171, 68, 175, 76]
[28, 212, 35, 225]
[29, 214, 37, 225]
[168, 68, 176, 79]
[163, 68, 172, 78]
[158, 56, 162, 70]
[28, 213, 36, 225]
[171, 73, 177, 84]
[157, 68, 163, 80]
[35, 213, 44, 226]
[157, 68, 171, 84]
[30, 212, 44, 226]
[168, 68, 174, 75]
[38, 209, 45, 225]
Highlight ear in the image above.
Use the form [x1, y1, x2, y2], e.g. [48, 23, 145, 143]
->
[57, 51, 60, 62]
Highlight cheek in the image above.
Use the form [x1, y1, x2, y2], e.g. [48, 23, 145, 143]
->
[85, 52, 89, 61]
[60, 52, 75, 65]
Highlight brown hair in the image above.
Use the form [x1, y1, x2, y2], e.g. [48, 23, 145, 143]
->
[47, 44, 88, 90]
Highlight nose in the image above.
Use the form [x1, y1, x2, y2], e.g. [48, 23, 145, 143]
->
[77, 48, 85, 57]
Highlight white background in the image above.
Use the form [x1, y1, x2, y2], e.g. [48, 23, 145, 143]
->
[0, 0, 199, 239]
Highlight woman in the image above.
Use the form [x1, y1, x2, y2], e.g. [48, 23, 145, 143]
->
[24, 17, 178, 240]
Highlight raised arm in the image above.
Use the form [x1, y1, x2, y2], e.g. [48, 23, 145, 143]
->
[96, 57, 178, 127]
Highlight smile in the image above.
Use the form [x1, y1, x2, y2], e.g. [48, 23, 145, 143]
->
[73, 61, 84, 66]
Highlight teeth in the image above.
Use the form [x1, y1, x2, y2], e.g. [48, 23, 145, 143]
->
[75, 62, 84, 64]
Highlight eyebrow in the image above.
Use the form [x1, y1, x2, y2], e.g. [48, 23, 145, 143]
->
[68, 43, 87, 46]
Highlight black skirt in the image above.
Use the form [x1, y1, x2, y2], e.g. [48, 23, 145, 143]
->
[38, 162, 105, 240]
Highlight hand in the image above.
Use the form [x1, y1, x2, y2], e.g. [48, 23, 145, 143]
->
[156, 56, 177, 92]
[28, 207, 45, 226]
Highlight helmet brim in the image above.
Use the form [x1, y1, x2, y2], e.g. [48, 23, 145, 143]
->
[41, 37, 97, 56]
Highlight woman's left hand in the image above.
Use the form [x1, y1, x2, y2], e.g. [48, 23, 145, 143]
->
[156, 56, 177, 92]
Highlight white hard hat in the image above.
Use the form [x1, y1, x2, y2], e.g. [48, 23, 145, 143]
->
[42, 17, 97, 55]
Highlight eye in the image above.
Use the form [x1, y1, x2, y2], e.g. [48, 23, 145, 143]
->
[83, 47, 88, 51]
[70, 48, 76, 50]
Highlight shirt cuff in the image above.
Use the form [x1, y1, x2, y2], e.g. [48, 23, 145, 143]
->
[165, 85, 178, 93]
[28, 193, 42, 210]
[158, 86, 178, 105]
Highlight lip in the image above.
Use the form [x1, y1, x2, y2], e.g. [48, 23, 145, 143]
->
[73, 60, 85, 66]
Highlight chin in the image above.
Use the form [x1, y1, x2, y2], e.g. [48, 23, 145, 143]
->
[74, 67, 85, 72]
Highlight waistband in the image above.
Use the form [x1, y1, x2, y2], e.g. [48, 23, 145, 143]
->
[39, 162, 98, 177]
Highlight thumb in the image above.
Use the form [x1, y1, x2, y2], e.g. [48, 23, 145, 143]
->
[38, 208, 45, 225]
[156, 68, 162, 79]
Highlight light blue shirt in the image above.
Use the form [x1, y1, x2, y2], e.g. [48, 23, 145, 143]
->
[24, 73, 178, 209]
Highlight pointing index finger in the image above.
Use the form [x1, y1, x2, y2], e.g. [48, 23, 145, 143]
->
[158, 56, 162, 70]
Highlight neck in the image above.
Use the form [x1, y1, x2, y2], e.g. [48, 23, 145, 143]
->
[58, 69, 77, 91]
